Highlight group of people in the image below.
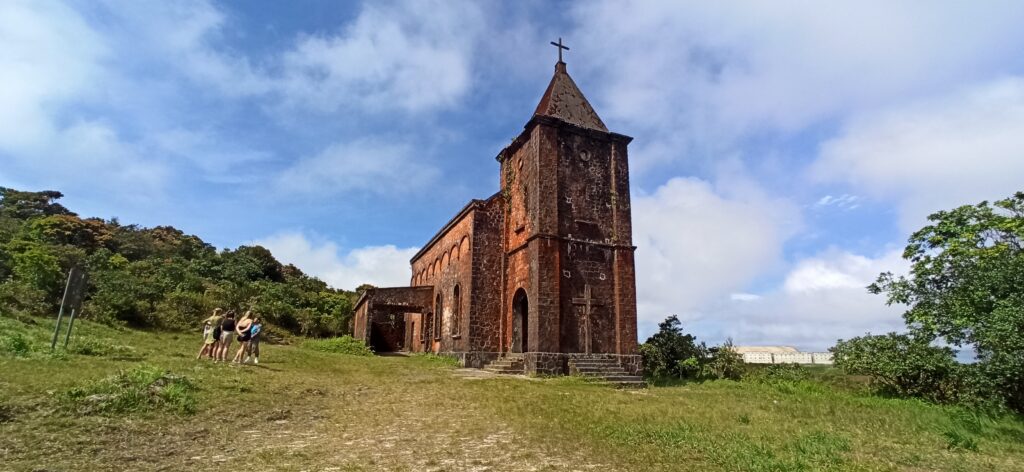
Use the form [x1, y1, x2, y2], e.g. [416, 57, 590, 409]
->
[196, 308, 262, 364]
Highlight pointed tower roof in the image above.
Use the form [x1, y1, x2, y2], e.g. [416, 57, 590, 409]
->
[533, 61, 608, 132]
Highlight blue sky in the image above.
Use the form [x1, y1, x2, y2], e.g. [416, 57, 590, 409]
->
[3, 0, 1024, 350]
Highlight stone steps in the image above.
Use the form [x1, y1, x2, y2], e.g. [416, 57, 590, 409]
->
[569, 358, 646, 388]
[482, 355, 525, 375]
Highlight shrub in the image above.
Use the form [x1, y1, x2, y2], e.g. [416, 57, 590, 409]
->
[0, 332, 34, 357]
[702, 340, 744, 380]
[301, 336, 373, 356]
[60, 364, 196, 415]
[831, 333, 958, 403]
[640, 315, 707, 379]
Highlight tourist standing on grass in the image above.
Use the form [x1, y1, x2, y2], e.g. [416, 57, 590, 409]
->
[197, 308, 223, 360]
[245, 316, 263, 364]
[232, 311, 254, 363]
[217, 311, 237, 362]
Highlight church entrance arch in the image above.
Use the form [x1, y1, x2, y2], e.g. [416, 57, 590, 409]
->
[511, 288, 529, 353]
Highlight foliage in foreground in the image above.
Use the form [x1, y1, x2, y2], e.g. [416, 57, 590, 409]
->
[60, 364, 196, 415]
[301, 336, 374, 356]
[0, 187, 360, 337]
[854, 191, 1024, 413]
[640, 315, 743, 381]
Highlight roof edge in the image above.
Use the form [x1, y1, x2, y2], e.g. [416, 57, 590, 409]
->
[410, 199, 485, 263]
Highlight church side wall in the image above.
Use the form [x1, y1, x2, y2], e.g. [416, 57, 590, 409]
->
[468, 196, 503, 353]
[409, 212, 476, 354]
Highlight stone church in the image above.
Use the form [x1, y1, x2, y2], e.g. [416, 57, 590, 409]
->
[353, 54, 640, 377]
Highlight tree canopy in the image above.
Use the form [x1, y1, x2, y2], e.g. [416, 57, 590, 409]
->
[0, 187, 360, 337]
[861, 192, 1024, 412]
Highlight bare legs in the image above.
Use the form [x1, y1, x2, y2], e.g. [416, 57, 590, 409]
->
[232, 341, 249, 363]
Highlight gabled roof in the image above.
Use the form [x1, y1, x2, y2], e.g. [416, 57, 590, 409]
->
[533, 61, 608, 132]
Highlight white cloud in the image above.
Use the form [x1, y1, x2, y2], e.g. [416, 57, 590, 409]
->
[278, 0, 484, 113]
[709, 249, 909, 351]
[813, 194, 860, 210]
[568, 1, 1024, 170]
[98, 0, 270, 97]
[815, 78, 1024, 230]
[0, 0, 107, 151]
[0, 1, 171, 194]
[276, 139, 439, 196]
[253, 231, 419, 291]
[632, 176, 801, 333]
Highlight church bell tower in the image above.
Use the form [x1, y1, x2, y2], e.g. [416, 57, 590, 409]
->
[496, 44, 638, 362]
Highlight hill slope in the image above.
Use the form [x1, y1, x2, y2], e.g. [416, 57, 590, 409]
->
[2, 316, 1023, 471]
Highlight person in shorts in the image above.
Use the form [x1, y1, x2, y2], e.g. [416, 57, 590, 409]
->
[197, 308, 223, 360]
[245, 316, 263, 365]
[232, 311, 254, 364]
[217, 311, 236, 362]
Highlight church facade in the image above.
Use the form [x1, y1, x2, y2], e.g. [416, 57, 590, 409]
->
[353, 58, 640, 375]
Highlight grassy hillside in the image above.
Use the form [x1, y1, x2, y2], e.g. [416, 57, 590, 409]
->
[2, 315, 1023, 471]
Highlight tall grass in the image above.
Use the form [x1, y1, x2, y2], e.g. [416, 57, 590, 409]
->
[301, 335, 374, 356]
[60, 364, 197, 415]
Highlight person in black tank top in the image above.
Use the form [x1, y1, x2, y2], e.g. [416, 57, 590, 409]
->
[216, 311, 236, 362]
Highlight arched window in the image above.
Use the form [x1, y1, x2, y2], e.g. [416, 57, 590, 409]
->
[433, 293, 442, 340]
[451, 284, 461, 338]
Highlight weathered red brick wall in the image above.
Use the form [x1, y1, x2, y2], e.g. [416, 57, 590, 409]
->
[496, 116, 638, 356]
[468, 195, 503, 352]
[352, 287, 433, 352]
[553, 124, 637, 355]
[353, 300, 370, 341]
[409, 206, 476, 353]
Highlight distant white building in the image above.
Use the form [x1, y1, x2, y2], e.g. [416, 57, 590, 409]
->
[732, 346, 833, 365]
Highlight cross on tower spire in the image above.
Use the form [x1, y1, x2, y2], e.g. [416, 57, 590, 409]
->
[550, 37, 569, 63]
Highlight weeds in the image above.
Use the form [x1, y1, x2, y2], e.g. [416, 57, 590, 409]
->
[944, 428, 980, 451]
[0, 332, 34, 357]
[60, 364, 197, 415]
[301, 336, 374, 356]
[67, 337, 136, 358]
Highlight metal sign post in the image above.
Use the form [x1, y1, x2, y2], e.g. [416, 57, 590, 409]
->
[51, 267, 88, 350]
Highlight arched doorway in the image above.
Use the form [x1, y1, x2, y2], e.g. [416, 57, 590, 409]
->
[511, 288, 529, 353]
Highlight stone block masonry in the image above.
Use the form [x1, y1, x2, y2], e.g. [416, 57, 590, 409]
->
[351, 58, 642, 377]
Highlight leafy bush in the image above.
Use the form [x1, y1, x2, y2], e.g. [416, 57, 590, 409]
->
[640, 315, 744, 381]
[60, 364, 196, 415]
[640, 315, 707, 379]
[302, 336, 373, 356]
[0, 332, 34, 357]
[831, 333, 958, 402]
[702, 340, 744, 380]
[868, 192, 1024, 413]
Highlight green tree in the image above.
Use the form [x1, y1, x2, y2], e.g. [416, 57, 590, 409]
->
[640, 315, 707, 379]
[831, 333, 959, 402]
[869, 192, 1024, 412]
[0, 188, 73, 220]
